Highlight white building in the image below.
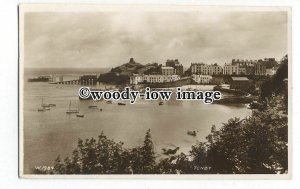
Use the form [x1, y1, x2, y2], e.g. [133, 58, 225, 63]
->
[190, 63, 222, 75]
[201, 64, 223, 75]
[161, 67, 175, 75]
[130, 74, 143, 85]
[254, 63, 266, 76]
[192, 74, 212, 84]
[142, 75, 180, 83]
[190, 63, 205, 74]
[223, 63, 239, 75]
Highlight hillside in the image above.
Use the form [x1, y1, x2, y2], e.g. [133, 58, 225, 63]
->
[98, 58, 161, 84]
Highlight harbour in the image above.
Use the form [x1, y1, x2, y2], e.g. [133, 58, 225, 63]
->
[23, 68, 252, 174]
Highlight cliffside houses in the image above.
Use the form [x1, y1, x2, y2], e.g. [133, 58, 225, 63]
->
[130, 59, 183, 85]
[223, 63, 240, 75]
[223, 58, 278, 76]
[190, 63, 223, 75]
[161, 66, 175, 75]
[166, 59, 184, 75]
[129, 58, 279, 91]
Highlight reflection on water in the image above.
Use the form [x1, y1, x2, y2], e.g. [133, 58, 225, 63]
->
[22, 69, 252, 174]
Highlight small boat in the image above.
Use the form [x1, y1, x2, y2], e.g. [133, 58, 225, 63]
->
[106, 100, 112, 104]
[159, 102, 164, 106]
[40, 98, 56, 108]
[187, 130, 197, 136]
[40, 98, 50, 108]
[66, 101, 79, 114]
[88, 105, 98, 109]
[66, 109, 79, 113]
[41, 104, 51, 108]
[38, 98, 51, 111]
[118, 103, 126, 106]
[76, 114, 84, 118]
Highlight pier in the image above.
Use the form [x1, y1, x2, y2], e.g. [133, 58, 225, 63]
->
[50, 74, 98, 85]
[50, 79, 97, 85]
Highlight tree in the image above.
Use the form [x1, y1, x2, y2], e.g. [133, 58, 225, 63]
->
[53, 155, 65, 174]
[260, 54, 288, 100]
[140, 129, 156, 174]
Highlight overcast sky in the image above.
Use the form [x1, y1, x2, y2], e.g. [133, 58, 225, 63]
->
[24, 11, 288, 68]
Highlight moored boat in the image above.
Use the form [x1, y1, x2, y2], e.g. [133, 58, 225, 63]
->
[88, 105, 98, 109]
[40, 98, 56, 108]
[66, 109, 79, 114]
[42, 104, 51, 108]
[38, 98, 51, 111]
[187, 130, 197, 136]
[118, 103, 126, 106]
[66, 101, 79, 114]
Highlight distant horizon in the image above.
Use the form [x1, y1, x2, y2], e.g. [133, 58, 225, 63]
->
[24, 55, 285, 70]
[24, 67, 112, 69]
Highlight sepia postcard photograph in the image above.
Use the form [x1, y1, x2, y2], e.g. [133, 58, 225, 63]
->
[19, 4, 291, 179]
